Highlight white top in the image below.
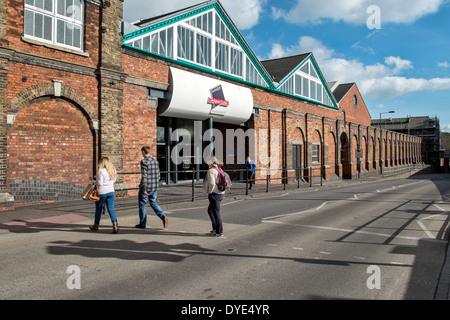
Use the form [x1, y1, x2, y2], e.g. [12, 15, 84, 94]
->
[94, 168, 116, 195]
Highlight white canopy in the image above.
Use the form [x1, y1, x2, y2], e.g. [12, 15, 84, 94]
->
[159, 67, 254, 125]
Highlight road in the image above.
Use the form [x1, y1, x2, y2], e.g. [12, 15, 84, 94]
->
[0, 173, 449, 302]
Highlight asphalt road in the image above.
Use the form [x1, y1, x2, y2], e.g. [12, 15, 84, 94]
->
[0, 173, 449, 302]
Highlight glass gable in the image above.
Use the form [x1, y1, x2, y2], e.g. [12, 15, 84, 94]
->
[278, 59, 336, 109]
[123, 6, 270, 89]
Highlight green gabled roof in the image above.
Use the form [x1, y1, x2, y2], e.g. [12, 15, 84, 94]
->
[262, 53, 339, 110]
[122, 0, 339, 110]
[122, 0, 274, 89]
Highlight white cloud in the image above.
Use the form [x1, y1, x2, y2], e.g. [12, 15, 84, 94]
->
[384, 56, 413, 74]
[271, 0, 445, 25]
[442, 124, 450, 132]
[268, 36, 334, 62]
[269, 36, 450, 100]
[123, 0, 265, 30]
[438, 61, 450, 68]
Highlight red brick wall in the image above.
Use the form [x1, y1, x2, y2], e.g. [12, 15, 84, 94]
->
[338, 85, 371, 127]
[122, 83, 158, 195]
[8, 97, 94, 186]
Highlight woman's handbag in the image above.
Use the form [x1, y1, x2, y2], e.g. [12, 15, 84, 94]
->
[81, 183, 100, 201]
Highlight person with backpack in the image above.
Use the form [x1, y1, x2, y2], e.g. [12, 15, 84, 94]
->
[204, 156, 226, 237]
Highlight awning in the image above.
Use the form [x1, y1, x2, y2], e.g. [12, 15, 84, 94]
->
[159, 67, 254, 125]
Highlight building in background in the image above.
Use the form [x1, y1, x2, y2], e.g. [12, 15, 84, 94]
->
[372, 116, 442, 165]
[0, 0, 423, 209]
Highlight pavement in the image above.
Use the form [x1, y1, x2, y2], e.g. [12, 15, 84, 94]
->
[0, 172, 449, 300]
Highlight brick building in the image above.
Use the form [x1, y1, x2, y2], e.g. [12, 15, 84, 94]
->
[0, 0, 423, 208]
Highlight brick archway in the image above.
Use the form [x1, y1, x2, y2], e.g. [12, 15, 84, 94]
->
[8, 83, 98, 127]
[7, 83, 98, 202]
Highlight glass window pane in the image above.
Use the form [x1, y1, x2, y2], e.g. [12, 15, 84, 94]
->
[73, 25, 81, 48]
[317, 84, 322, 102]
[230, 48, 242, 76]
[295, 75, 301, 95]
[207, 12, 212, 33]
[310, 66, 318, 79]
[215, 13, 220, 37]
[57, 19, 65, 43]
[73, 0, 82, 21]
[167, 27, 173, 58]
[25, 0, 34, 6]
[159, 29, 166, 56]
[44, 0, 52, 11]
[303, 78, 309, 98]
[142, 36, 150, 51]
[43, 15, 52, 41]
[35, 12, 43, 38]
[35, 0, 44, 9]
[24, 10, 34, 36]
[220, 21, 225, 40]
[57, 0, 65, 16]
[65, 0, 73, 18]
[300, 63, 309, 74]
[151, 33, 158, 53]
[65, 22, 73, 45]
[311, 81, 316, 100]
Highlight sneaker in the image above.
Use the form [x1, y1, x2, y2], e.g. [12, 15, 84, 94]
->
[215, 233, 224, 237]
[210, 230, 216, 236]
[135, 224, 146, 229]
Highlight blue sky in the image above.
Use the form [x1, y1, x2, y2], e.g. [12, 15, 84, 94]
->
[124, 0, 450, 132]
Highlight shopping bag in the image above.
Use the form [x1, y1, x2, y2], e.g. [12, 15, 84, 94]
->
[81, 183, 99, 201]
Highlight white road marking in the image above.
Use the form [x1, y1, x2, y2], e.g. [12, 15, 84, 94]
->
[415, 203, 449, 239]
[262, 220, 421, 241]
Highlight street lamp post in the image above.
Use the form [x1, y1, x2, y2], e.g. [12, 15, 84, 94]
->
[379, 111, 395, 174]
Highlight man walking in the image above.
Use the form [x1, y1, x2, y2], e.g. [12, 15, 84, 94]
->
[136, 146, 168, 229]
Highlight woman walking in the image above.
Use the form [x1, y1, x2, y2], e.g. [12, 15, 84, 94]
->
[203, 156, 225, 237]
[89, 157, 119, 233]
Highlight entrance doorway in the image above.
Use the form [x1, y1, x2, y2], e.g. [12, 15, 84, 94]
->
[293, 144, 302, 181]
[157, 116, 209, 184]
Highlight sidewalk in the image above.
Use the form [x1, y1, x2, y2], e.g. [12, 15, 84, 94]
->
[0, 172, 449, 299]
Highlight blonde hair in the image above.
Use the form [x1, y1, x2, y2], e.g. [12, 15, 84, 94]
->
[205, 156, 223, 167]
[98, 157, 117, 180]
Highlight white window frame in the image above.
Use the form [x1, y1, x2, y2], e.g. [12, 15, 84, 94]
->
[312, 143, 321, 164]
[24, 0, 84, 52]
[279, 60, 333, 107]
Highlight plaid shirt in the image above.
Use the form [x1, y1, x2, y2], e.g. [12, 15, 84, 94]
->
[140, 156, 160, 192]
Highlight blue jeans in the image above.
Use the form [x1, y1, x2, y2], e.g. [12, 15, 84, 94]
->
[208, 193, 224, 234]
[95, 192, 117, 224]
[138, 190, 165, 227]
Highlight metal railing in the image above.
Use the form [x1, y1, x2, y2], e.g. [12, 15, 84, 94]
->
[116, 167, 325, 205]
[115, 163, 428, 205]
